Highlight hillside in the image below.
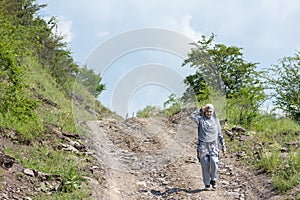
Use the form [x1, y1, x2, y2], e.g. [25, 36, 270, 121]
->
[0, 1, 106, 198]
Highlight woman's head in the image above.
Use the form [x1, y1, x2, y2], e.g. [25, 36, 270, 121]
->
[204, 104, 215, 118]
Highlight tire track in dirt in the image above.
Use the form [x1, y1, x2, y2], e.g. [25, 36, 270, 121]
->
[85, 120, 140, 199]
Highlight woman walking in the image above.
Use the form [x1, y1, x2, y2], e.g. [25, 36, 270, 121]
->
[190, 104, 226, 190]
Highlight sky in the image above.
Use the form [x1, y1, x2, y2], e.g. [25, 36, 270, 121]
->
[36, 0, 300, 117]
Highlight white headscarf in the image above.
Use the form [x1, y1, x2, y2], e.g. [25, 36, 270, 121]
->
[205, 104, 217, 118]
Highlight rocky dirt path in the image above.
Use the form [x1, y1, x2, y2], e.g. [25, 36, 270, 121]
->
[82, 111, 279, 200]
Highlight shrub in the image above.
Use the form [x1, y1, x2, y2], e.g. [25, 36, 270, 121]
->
[136, 105, 160, 118]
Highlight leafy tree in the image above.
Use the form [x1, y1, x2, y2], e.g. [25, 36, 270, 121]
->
[76, 65, 106, 98]
[0, 0, 46, 25]
[182, 71, 210, 102]
[182, 34, 266, 126]
[182, 34, 223, 102]
[268, 52, 300, 123]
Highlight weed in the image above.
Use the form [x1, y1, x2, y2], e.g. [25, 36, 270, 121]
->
[257, 149, 282, 173]
[62, 167, 85, 193]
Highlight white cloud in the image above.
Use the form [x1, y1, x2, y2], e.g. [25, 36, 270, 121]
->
[37, 14, 74, 44]
[56, 17, 73, 43]
[178, 14, 203, 42]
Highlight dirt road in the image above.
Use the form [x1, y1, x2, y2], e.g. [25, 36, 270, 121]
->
[83, 111, 279, 200]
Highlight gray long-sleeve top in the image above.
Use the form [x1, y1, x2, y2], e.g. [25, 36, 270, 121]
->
[190, 109, 226, 151]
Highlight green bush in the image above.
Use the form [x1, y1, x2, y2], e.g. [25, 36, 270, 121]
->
[136, 105, 160, 118]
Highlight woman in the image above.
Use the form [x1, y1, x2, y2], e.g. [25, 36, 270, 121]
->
[190, 104, 226, 190]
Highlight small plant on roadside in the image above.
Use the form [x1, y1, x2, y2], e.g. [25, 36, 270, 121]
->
[62, 167, 85, 193]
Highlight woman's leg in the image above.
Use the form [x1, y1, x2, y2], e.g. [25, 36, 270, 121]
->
[200, 155, 211, 186]
[210, 155, 219, 187]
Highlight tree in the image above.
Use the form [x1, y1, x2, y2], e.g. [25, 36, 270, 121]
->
[182, 34, 266, 126]
[268, 52, 300, 123]
[163, 94, 181, 116]
[0, 0, 46, 26]
[182, 34, 223, 102]
[76, 65, 106, 98]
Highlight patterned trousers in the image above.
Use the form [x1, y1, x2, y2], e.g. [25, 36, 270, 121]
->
[197, 140, 219, 186]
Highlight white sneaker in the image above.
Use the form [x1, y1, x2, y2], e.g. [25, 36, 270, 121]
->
[204, 185, 210, 191]
[210, 180, 217, 190]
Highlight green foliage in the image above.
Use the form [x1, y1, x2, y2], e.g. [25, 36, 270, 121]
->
[5, 144, 89, 178]
[226, 97, 260, 128]
[33, 16, 80, 93]
[76, 65, 106, 98]
[163, 94, 181, 116]
[0, 0, 46, 58]
[182, 71, 209, 102]
[0, 0, 106, 136]
[267, 51, 300, 123]
[34, 190, 91, 200]
[225, 113, 300, 194]
[0, 42, 44, 141]
[258, 149, 282, 173]
[0, 0, 46, 26]
[265, 118, 300, 137]
[182, 34, 266, 126]
[5, 144, 90, 196]
[62, 167, 85, 193]
[272, 149, 300, 192]
[136, 105, 160, 118]
[0, 0, 91, 96]
[30, 65, 78, 133]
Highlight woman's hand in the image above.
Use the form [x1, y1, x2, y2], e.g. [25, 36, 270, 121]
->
[222, 149, 227, 157]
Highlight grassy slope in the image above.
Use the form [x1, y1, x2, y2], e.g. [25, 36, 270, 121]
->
[225, 111, 300, 197]
[1, 57, 112, 199]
